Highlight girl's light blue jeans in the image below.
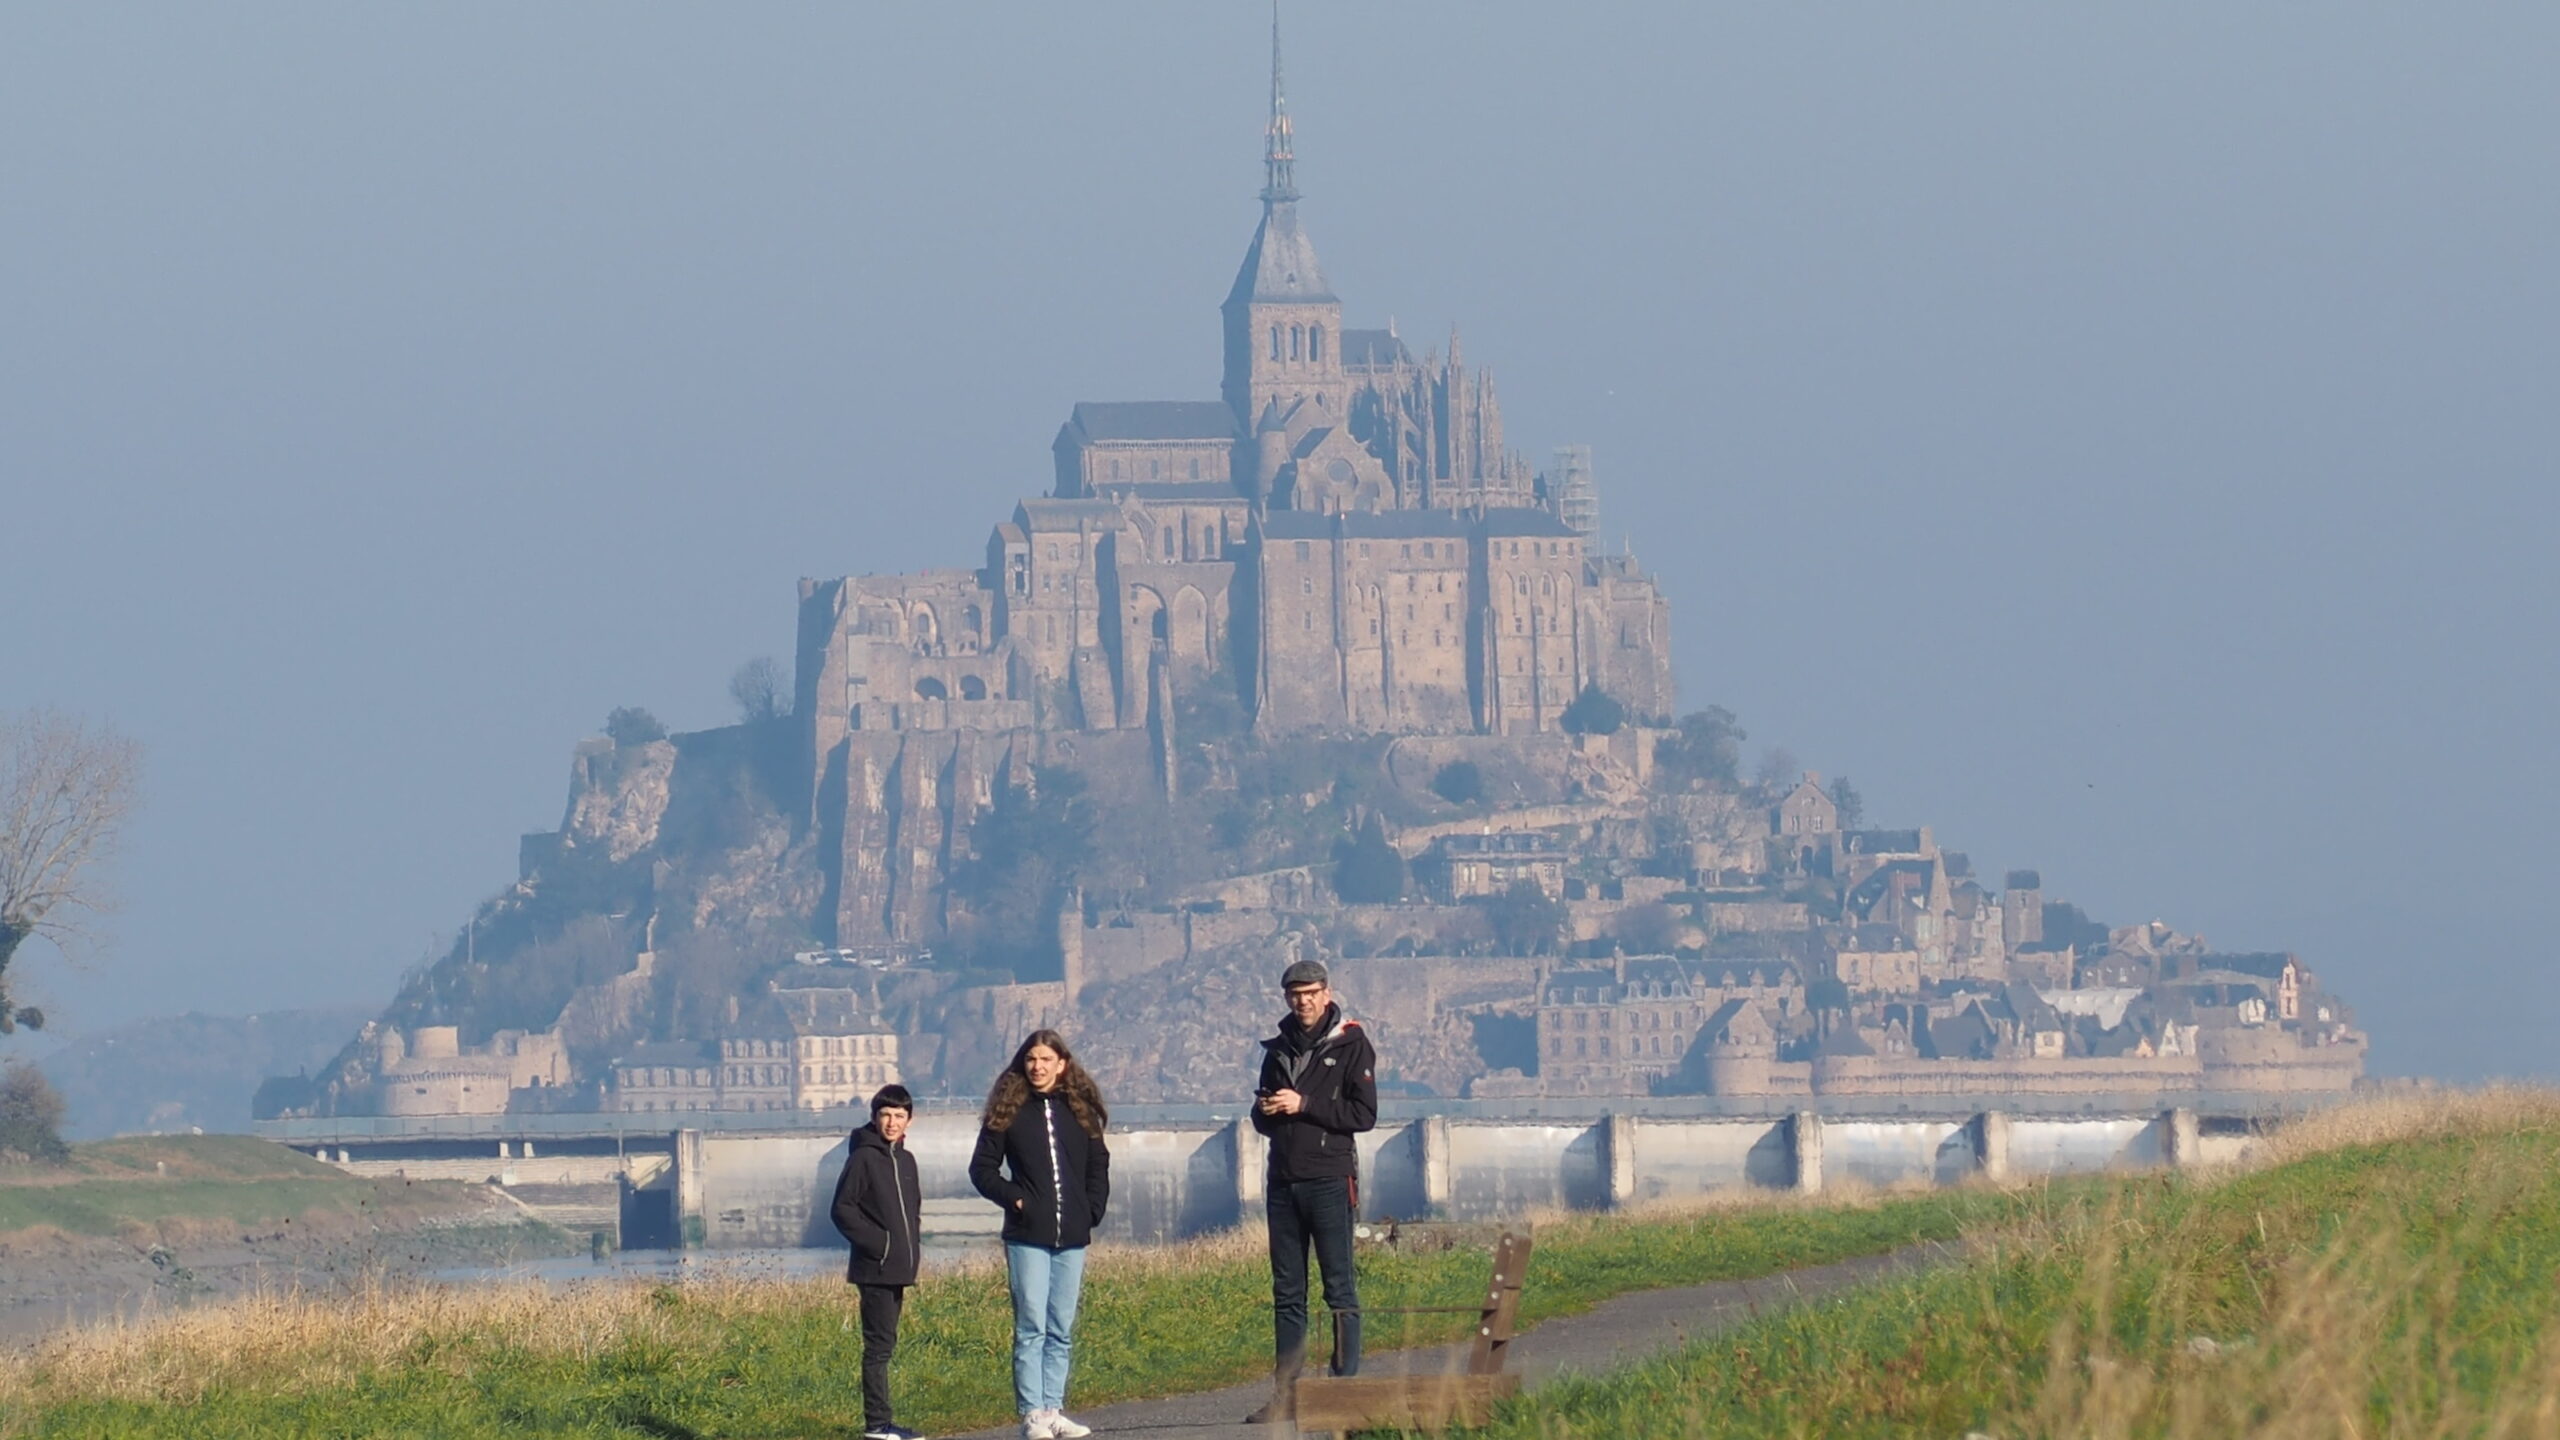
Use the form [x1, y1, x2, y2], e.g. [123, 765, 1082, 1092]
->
[1004, 1241, 1087, 1414]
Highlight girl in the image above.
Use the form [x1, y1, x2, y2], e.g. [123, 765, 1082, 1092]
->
[970, 1029, 1112, 1440]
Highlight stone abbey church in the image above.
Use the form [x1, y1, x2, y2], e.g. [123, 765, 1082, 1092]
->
[792, 31, 1675, 943]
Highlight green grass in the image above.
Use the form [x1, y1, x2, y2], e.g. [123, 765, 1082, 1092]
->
[1454, 1099, 2560, 1438]
[1, 1187, 2026, 1439]
[0, 1175, 377, 1236]
[0, 1135, 407, 1238]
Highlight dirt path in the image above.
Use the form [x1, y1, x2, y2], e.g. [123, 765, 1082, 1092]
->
[943, 1242, 1952, 1438]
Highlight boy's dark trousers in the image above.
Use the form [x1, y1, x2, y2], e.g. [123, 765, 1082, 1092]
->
[858, 1282, 907, 1428]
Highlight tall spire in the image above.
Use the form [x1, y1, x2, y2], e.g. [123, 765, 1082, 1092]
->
[1262, 3, 1298, 205]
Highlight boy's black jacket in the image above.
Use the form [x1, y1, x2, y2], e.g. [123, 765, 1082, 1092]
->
[831, 1120, 923, 1285]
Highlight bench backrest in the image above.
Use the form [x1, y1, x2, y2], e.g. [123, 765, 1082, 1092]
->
[1466, 1231, 1534, 1376]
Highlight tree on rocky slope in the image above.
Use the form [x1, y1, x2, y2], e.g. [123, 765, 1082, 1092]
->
[0, 710, 141, 1037]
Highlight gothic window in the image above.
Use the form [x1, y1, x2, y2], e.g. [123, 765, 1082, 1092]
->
[1162, 530, 1174, 557]
[1270, 326, 1282, 360]
[1443, 604, 1453, 621]
[1291, 325, 1302, 360]
[1310, 326, 1324, 362]
[1514, 616, 1524, 634]
[1370, 619, 1379, 635]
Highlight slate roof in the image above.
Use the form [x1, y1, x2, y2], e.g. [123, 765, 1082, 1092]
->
[1068, 401, 1238, 443]
[1226, 200, 1336, 307]
[1843, 828, 1927, 855]
[1339, 328, 1414, 367]
[615, 1041, 716, 1068]
[1018, 498, 1123, 531]
[1437, 830, 1566, 858]
[1121, 482, 1245, 503]
[2201, 952, 2299, 979]
[1479, 508, 1578, 539]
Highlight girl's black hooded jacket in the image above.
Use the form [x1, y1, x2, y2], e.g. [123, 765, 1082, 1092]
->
[969, 1090, 1111, 1249]
[830, 1120, 923, 1286]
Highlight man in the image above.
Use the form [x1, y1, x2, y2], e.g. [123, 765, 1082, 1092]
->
[1247, 958, 1379, 1423]
[831, 1083, 926, 1440]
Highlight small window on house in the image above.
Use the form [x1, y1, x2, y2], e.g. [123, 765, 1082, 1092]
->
[1303, 612, 1314, 632]
[1401, 543, 1412, 559]
[1190, 457, 1201, 479]
[1422, 542, 1434, 559]
[1301, 577, 1313, 595]
[1294, 540, 1310, 561]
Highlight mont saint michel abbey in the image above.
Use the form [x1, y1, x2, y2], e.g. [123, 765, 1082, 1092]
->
[791, 31, 1675, 942]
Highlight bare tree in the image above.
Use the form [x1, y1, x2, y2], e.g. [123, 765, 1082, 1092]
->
[0, 711, 142, 1035]
[729, 656, 789, 726]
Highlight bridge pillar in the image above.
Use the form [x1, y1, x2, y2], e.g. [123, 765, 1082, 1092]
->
[2163, 1108, 2201, 1168]
[1418, 1115, 1453, 1217]
[1790, 1112, 1823, 1194]
[1975, 1111, 2011, 1183]
[674, 1129, 707, 1248]
[1229, 1116, 1267, 1224]
[1602, 1113, 1638, 1209]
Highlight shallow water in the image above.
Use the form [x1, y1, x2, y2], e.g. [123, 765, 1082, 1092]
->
[428, 1234, 1000, 1287]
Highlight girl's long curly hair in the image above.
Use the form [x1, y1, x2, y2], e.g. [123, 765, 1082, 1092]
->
[982, 1028, 1109, 1138]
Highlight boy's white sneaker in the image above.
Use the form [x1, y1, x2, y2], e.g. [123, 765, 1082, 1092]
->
[1045, 1410, 1093, 1439]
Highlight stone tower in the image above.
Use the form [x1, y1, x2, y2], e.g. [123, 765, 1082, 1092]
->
[1222, 10, 1345, 483]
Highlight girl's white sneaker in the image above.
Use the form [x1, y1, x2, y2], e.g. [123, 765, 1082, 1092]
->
[1020, 1413, 1057, 1440]
[1046, 1411, 1093, 1439]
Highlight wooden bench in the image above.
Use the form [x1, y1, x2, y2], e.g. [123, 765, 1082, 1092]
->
[1292, 1231, 1533, 1435]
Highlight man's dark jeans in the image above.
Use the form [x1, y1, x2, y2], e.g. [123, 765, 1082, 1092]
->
[1267, 1175, 1360, 1380]
[858, 1282, 907, 1428]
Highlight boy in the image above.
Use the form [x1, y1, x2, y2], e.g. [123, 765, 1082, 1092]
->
[832, 1084, 925, 1440]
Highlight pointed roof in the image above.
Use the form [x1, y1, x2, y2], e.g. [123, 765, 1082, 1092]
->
[1226, 8, 1334, 309]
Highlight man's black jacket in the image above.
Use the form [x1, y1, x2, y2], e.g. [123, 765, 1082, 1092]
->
[1250, 1004, 1378, 1186]
[969, 1091, 1112, 1248]
[830, 1120, 923, 1286]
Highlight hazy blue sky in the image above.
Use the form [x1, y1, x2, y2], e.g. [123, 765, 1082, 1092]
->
[4, 5, 2553, 1081]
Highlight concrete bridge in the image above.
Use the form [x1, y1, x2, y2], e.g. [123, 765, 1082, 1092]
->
[256, 1093, 2311, 1250]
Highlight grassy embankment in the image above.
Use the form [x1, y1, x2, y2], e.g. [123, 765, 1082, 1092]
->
[0, 1178, 2027, 1438]
[0, 1134, 512, 1242]
[1462, 1088, 2560, 1439]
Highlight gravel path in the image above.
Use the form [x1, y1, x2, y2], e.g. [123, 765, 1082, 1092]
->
[943, 1242, 1952, 1439]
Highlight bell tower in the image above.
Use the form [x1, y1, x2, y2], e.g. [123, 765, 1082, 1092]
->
[1222, 10, 1345, 449]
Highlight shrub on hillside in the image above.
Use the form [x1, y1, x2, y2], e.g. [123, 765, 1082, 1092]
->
[0, 1061, 70, 1164]
[1560, 684, 1626, 736]
[1333, 815, 1408, 905]
[605, 706, 667, 746]
[1430, 760, 1485, 806]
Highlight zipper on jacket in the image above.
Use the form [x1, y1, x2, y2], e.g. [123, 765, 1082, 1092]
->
[1042, 1096, 1064, 1240]
[889, 1144, 910, 1264]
